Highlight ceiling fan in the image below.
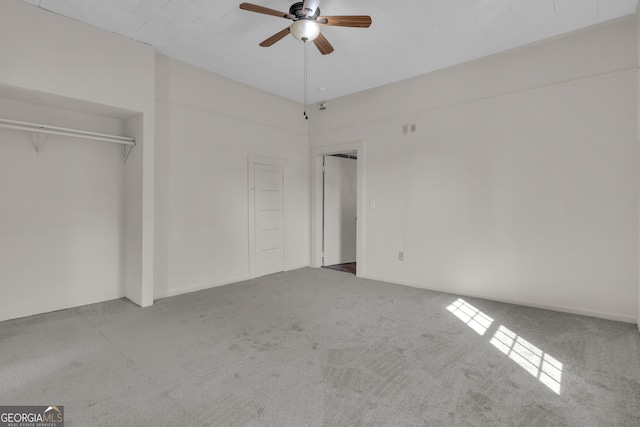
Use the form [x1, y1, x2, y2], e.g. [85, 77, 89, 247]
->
[239, 1, 372, 55]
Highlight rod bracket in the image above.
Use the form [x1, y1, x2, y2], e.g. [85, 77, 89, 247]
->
[123, 144, 134, 163]
[33, 127, 46, 153]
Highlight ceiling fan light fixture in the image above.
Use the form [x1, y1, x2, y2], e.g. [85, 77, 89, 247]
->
[290, 19, 320, 41]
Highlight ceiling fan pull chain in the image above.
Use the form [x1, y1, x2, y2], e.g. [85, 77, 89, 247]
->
[304, 40, 309, 120]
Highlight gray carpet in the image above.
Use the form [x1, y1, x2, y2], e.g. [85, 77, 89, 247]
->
[1, 267, 639, 426]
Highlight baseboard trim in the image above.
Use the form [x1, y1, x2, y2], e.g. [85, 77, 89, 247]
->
[1, 296, 126, 323]
[154, 276, 251, 300]
[359, 273, 636, 324]
[286, 264, 310, 272]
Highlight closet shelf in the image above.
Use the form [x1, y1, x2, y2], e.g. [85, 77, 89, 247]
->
[0, 117, 135, 161]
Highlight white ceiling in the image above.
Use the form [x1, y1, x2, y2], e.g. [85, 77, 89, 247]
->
[20, 0, 638, 104]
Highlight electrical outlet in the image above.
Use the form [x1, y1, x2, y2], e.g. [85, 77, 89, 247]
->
[398, 251, 404, 261]
[410, 124, 416, 132]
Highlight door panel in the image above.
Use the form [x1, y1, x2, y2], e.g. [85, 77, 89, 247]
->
[253, 163, 284, 277]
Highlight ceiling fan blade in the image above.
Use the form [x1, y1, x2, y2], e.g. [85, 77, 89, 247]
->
[259, 27, 291, 47]
[318, 15, 372, 28]
[313, 33, 334, 55]
[302, 0, 321, 16]
[239, 3, 293, 19]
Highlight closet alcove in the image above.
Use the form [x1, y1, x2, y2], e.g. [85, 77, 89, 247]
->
[0, 84, 147, 321]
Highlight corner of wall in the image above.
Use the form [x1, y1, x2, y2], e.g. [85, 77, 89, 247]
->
[636, 6, 640, 330]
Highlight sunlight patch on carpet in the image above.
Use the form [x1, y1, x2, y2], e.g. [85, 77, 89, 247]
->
[446, 298, 494, 336]
[490, 325, 562, 395]
[447, 298, 563, 395]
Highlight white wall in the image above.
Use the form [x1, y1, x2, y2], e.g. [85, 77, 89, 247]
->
[1, 0, 636, 325]
[154, 55, 309, 298]
[0, 0, 155, 320]
[637, 8, 640, 332]
[310, 17, 639, 323]
[124, 113, 149, 306]
[0, 0, 152, 115]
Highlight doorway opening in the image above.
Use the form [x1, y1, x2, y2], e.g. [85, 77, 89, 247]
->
[323, 262, 357, 275]
[322, 152, 357, 275]
[310, 142, 365, 277]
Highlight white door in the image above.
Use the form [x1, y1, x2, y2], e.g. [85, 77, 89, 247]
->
[250, 162, 284, 277]
[323, 155, 357, 266]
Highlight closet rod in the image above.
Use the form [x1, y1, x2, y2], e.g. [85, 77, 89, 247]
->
[0, 118, 135, 145]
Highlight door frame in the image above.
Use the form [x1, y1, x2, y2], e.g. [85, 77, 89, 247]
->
[248, 155, 286, 279]
[310, 141, 366, 276]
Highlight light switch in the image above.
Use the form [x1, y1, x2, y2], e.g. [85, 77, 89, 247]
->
[370, 201, 376, 209]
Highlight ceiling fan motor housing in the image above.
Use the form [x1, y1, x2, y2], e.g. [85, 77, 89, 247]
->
[290, 2, 320, 20]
